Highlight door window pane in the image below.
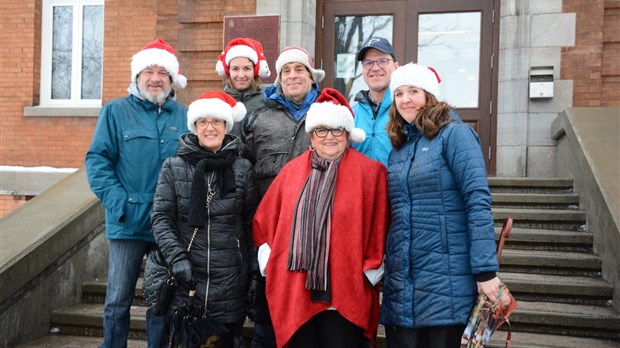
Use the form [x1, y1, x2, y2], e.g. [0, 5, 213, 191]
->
[81, 5, 103, 99]
[52, 6, 73, 100]
[418, 12, 481, 107]
[333, 15, 393, 102]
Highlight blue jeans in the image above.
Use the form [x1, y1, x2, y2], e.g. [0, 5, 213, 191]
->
[100, 239, 167, 348]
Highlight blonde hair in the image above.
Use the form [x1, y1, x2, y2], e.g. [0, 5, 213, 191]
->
[386, 91, 453, 150]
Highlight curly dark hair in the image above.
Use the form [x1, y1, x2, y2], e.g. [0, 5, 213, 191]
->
[386, 91, 453, 150]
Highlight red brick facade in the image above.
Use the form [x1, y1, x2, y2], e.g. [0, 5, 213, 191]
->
[561, 0, 620, 107]
[0, 0, 256, 216]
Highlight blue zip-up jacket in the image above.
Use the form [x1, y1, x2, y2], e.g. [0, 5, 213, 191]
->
[351, 89, 393, 166]
[380, 112, 499, 328]
[85, 86, 188, 242]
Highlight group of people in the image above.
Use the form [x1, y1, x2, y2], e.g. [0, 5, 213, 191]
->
[85, 35, 500, 348]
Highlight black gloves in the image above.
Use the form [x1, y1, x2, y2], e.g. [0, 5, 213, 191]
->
[246, 272, 262, 321]
[172, 258, 193, 285]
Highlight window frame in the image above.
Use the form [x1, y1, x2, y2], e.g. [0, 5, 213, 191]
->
[40, 0, 104, 107]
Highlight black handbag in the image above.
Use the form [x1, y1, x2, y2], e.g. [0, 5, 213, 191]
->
[142, 248, 174, 316]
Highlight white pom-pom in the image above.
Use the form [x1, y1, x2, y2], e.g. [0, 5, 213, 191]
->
[176, 74, 187, 89]
[258, 60, 271, 79]
[232, 101, 247, 122]
[215, 60, 227, 77]
[349, 128, 366, 143]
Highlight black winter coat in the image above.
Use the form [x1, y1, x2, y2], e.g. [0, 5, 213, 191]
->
[151, 133, 260, 324]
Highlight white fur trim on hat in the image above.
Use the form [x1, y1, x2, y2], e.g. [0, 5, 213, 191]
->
[225, 45, 258, 65]
[305, 102, 366, 143]
[131, 48, 187, 89]
[274, 47, 325, 86]
[187, 98, 246, 134]
[389, 63, 441, 98]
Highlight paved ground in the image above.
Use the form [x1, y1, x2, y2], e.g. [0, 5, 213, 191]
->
[15, 335, 146, 348]
[15, 332, 620, 348]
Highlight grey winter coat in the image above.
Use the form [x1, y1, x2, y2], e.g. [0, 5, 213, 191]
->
[241, 98, 311, 196]
[223, 85, 264, 138]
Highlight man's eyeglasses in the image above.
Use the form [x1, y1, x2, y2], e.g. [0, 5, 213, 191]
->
[196, 118, 225, 128]
[361, 58, 392, 70]
[313, 128, 345, 138]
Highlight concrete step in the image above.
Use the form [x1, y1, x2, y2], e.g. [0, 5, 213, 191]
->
[495, 227, 593, 252]
[491, 192, 580, 209]
[487, 331, 620, 348]
[16, 330, 620, 348]
[499, 249, 601, 276]
[15, 334, 145, 348]
[500, 272, 613, 305]
[46, 301, 620, 347]
[82, 277, 144, 305]
[492, 207, 586, 230]
[488, 178, 574, 194]
[50, 303, 147, 340]
[508, 300, 620, 339]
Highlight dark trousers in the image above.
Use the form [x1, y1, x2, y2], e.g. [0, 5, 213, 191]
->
[287, 310, 364, 348]
[385, 324, 466, 348]
[251, 278, 276, 348]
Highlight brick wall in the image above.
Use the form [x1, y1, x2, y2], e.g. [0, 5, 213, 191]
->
[0, 195, 31, 218]
[0, 0, 257, 172]
[0, 0, 256, 216]
[601, 1, 620, 106]
[561, 0, 620, 107]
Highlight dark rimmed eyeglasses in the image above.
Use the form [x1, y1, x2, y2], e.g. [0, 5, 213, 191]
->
[313, 128, 345, 138]
[361, 58, 392, 69]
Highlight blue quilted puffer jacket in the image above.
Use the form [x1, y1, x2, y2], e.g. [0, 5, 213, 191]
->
[380, 112, 499, 329]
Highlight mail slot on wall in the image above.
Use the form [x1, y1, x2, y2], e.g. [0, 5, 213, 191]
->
[529, 66, 554, 99]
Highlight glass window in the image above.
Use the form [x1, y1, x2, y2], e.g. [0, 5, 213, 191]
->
[332, 15, 393, 103]
[41, 0, 104, 106]
[418, 12, 481, 108]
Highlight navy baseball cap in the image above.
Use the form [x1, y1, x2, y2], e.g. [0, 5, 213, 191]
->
[356, 37, 396, 61]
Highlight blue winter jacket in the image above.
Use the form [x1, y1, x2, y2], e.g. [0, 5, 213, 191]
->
[85, 87, 188, 242]
[380, 112, 499, 328]
[351, 90, 393, 166]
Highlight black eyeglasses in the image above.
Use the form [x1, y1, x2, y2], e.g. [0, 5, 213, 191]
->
[313, 128, 345, 138]
[361, 58, 392, 69]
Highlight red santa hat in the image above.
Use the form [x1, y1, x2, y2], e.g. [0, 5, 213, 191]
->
[306, 88, 366, 143]
[215, 38, 271, 79]
[390, 63, 441, 98]
[131, 38, 187, 89]
[274, 46, 325, 86]
[187, 91, 247, 133]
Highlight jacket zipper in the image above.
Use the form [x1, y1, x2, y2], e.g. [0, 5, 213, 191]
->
[204, 172, 216, 310]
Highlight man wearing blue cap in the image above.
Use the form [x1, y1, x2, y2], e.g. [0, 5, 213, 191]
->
[352, 37, 399, 166]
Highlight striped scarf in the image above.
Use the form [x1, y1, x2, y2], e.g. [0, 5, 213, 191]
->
[287, 150, 341, 291]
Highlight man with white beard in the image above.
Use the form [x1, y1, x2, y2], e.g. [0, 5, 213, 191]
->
[85, 38, 188, 348]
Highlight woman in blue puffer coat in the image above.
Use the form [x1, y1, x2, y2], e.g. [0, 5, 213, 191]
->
[380, 63, 501, 348]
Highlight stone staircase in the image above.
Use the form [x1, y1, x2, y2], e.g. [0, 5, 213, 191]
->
[16, 178, 620, 348]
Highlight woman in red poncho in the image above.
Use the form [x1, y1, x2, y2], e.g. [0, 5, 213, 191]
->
[252, 88, 390, 348]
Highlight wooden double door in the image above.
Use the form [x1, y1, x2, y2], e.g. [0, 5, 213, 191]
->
[317, 0, 499, 174]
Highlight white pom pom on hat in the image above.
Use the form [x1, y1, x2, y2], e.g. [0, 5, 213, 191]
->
[389, 63, 442, 98]
[131, 38, 187, 89]
[187, 91, 247, 134]
[306, 88, 366, 143]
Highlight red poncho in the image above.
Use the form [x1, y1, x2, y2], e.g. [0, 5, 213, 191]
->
[253, 148, 390, 347]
